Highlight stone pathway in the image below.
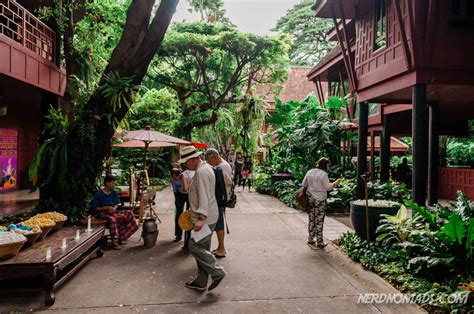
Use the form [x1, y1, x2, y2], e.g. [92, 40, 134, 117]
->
[0, 188, 423, 313]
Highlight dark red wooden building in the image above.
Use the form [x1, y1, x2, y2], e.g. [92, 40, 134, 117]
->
[0, 0, 65, 200]
[310, 0, 474, 205]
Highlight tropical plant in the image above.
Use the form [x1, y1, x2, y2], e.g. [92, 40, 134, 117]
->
[446, 138, 474, 166]
[367, 180, 411, 203]
[376, 205, 424, 247]
[269, 95, 349, 181]
[402, 192, 474, 278]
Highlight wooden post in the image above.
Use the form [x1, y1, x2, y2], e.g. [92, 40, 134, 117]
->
[428, 102, 439, 205]
[380, 115, 391, 182]
[357, 102, 369, 199]
[370, 131, 375, 180]
[412, 85, 429, 206]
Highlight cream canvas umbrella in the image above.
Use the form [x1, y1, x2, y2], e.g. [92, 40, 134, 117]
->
[122, 126, 190, 170]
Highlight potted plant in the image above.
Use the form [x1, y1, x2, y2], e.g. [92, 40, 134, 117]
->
[350, 199, 400, 241]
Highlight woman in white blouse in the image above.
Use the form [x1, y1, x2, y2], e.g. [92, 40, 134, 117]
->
[302, 158, 341, 248]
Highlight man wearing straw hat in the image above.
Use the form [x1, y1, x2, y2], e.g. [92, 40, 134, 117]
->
[178, 146, 226, 291]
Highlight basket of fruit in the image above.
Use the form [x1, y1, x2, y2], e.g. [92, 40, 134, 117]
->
[9, 224, 42, 247]
[0, 231, 27, 259]
[35, 212, 68, 232]
[22, 217, 56, 241]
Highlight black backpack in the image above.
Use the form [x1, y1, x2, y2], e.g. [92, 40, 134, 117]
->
[213, 167, 228, 208]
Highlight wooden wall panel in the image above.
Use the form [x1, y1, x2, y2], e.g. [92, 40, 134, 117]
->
[0, 35, 65, 96]
[355, 0, 411, 87]
[439, 167, 474, 200]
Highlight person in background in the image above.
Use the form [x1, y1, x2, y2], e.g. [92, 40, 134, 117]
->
[395, 157, 411, 187]
[204, 148, 233, 258]
[181, 164, 195, 249]
[178, 146, 226, 291]
[170, 166, 188, 242]
[302, 158, 341, 248]
[233, 152, 244, 187]
[241, 155, 253, 191]
[92, 175, 138, 250]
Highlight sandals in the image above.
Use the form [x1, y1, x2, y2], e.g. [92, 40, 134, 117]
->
[212, 249, 226, 258]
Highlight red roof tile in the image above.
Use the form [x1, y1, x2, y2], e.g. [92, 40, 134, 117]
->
[255, 67, 320, 111]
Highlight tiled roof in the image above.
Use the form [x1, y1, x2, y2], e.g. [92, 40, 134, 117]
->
[255, 67, 319, 111]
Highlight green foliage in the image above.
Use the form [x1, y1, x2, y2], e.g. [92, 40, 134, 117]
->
[269, 95, 349, 180]
[273, 0, 335, 66]
[376, 205, 424, 247]
[337, 232, 401, 270]
[337, 232, 472, 312]
[367, 180, 411, 203]
[446, 138, 474, 166]
[327, 177, 357, 210]
[150, 21, 290, 137]
[126, 88, 180, 133]
[252, 177, 300, 209]
[402, 193, 474, 278]
[187, 0, 232, 25]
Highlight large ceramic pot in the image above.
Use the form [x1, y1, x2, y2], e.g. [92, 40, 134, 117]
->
[350, 200, 400, 241]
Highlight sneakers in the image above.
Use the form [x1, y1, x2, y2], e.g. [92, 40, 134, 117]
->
[317, 243, 328, 249]
[208, 272, 226, 291]
[185, 279, 206, 291]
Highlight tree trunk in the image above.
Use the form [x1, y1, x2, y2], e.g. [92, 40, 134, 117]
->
[39, 0, 179, 217]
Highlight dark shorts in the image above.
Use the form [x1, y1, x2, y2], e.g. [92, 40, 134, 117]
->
[215, 207, 225, 231]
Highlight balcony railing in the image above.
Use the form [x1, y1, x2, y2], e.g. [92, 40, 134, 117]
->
[0, 0, 56, 63]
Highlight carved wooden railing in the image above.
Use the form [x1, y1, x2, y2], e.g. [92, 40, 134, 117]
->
[0, 0, 56, 63]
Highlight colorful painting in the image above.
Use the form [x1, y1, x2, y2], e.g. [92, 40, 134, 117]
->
[0, 129, 18, 191]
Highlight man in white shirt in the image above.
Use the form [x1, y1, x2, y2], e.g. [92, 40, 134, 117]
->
[178, 146, 226, 291]
[204, 148, 233, 258]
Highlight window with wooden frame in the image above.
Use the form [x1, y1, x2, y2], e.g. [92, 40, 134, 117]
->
[449, 0, 474, 29]
[374, 0, 387, 51]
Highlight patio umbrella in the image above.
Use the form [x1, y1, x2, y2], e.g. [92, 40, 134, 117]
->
[122, 126, 190, 170]
[113, 140, 177, 149]
[191, 141, 209, 149]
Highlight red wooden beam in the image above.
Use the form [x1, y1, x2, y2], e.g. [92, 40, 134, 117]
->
[406, 0, 416, 66]
[314, 79, 324, 105]
[316, 76, 326, 107]
[329, 4, 357, 92]
[393, 0, 412, 69]
[424, 0, 435, 65]
[337, 0, 357, 90]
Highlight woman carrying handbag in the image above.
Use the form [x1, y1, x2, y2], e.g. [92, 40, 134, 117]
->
[301, 158, 341, 248]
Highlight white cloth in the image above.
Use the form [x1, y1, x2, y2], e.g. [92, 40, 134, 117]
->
[182, 170, 195, 187]
[217, 159, 233, 198]
[188, 162, 219, 225]
[302, 168, 333, 201]
[217, 159, 233, 178]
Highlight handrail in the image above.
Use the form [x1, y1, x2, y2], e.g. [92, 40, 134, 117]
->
[0, 0, 56, 63]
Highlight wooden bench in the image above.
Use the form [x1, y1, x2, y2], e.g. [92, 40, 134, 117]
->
[0, 226, 105, 306]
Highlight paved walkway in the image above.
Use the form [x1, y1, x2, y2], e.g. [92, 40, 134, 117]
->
[1, 188, 423, 313]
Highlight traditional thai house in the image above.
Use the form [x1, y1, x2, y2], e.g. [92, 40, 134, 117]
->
[0, 0, 65, 213]
[310, 0, 474, 205]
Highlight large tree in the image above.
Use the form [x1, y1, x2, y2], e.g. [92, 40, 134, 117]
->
[273, 0, 334, 66]
[187, 0, 230, 24]
[148, 22, 290, 138]
[31, 0, 179, 220]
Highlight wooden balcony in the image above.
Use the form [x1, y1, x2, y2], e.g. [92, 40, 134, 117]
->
[0, 0, 65, 96]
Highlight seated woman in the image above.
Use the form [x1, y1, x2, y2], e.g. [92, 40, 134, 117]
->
[92, 175, 138, 249]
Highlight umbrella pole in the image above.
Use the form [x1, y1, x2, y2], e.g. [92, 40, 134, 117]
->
[140, 141, 150, 223]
